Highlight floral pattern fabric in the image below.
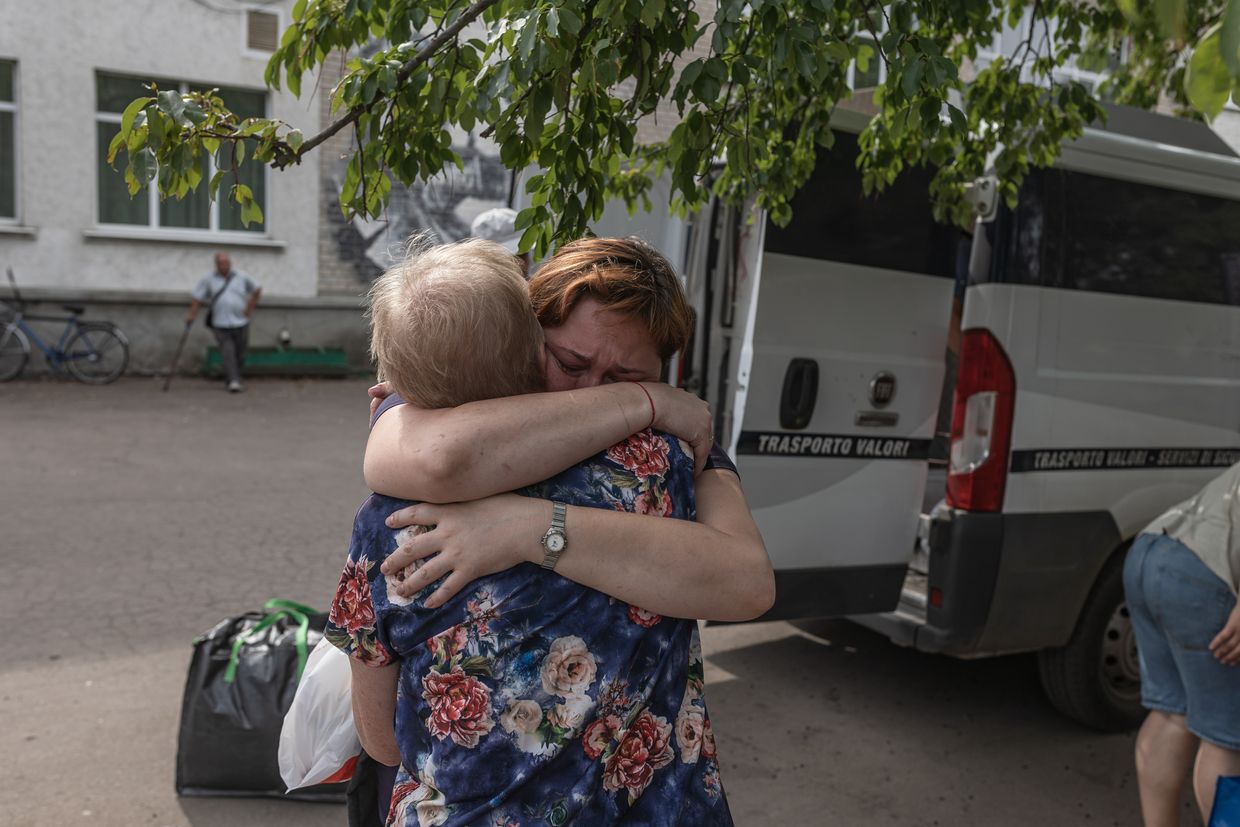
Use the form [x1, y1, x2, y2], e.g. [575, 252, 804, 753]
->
[327, 430, 732, 827]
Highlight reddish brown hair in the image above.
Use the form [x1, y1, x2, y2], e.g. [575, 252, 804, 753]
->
[527, 237, 694, 363]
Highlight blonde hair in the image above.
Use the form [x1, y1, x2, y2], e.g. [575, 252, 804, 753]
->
[368, 237, 544, 409]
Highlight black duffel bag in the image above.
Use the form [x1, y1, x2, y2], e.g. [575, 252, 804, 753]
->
[175, 598, 348, 802]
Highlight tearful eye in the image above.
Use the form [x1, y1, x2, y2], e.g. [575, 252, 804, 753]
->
[555, 356, 585, 376]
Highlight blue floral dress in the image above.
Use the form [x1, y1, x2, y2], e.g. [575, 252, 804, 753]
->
[327, 430, 733, 827]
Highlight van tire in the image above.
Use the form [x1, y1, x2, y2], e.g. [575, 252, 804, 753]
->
[1037, 554, 1144, 732]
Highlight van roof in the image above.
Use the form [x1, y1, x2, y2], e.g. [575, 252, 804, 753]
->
[1091, 103, 1237, 158]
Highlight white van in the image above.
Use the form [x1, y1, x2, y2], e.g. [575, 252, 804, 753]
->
[660, 104, 1240, 731]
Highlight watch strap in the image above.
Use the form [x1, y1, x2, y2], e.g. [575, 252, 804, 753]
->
[541, 502, 568, 570]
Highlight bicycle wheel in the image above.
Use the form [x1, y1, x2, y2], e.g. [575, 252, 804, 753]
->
[64, 323, 129, 384]
[0, 323, 30, 381]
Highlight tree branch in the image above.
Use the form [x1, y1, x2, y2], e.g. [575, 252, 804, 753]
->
[283, 0, 504, 166]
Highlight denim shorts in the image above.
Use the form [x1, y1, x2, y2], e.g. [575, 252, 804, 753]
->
[1124, 532, 1240, 749]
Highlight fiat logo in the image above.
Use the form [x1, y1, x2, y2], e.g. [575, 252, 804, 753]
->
[869, 372, 896, 408]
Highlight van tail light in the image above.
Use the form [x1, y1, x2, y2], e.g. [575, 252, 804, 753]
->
[946, 329, 1015, 512]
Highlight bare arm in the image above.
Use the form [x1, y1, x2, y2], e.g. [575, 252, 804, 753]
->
[379, 468, 775, 622]
[363, 382, 712, 502]
[245, 287, 262, 317]
[185, 298, 202, 324]
[348, 659, 401, 766]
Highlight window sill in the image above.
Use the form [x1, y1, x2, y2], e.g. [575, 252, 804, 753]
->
[83, 226, 286, 249]
[0, 224, 37, 238]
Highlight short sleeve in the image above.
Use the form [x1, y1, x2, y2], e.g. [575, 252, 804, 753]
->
[190, 277, 211, 302]
[703, 441, 739, 476]
[325, 493, 451, 667]
[325, 544, 397, 668]
[243, 273, 260, 294]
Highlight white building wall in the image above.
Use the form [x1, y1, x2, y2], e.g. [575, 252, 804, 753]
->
[0, 0, 321, 298]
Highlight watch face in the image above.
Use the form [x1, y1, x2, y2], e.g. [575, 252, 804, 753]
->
[546, 532, 566, 553]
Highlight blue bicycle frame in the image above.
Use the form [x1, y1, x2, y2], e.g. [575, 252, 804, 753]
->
[10, 311, 87, 366]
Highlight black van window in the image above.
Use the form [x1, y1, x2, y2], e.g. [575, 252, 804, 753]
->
[764, 130, 962, 279]
[999, 168, 1240, 305]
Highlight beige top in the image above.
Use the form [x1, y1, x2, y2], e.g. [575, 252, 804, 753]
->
[1143, 462, 1240, 596]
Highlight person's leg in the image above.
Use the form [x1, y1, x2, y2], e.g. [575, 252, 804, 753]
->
[1126, 535, 1196, 826]
[235, 324, 249, 377]
[1151, 538, 1240, 825]
[218, 327, 245, 390]
[1136, 711, 1199, 826]
[1195, 742, 1240, 824]
[212, 328, 241, 387]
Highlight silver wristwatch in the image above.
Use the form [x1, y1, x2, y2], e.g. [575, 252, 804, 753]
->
[540, 502, 568, 570]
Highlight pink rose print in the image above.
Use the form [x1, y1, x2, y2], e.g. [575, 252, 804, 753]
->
[602, 709, 674, 799]
[388, 780, 421, 823]
[582, 714, 622, 760]
[675, 705, 705, 763]
[635, 488, 674, 517]
[628, 605, 663, 628]
[701, 716, 717, 760]
[426, 625, 468, 661]
[329, 557, 376, 634]
[606, 431, 670, 479]
[540, 636, 598, 698]
[422, 667, 495, 748]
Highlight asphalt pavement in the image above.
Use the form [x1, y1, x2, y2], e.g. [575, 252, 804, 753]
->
[0, 378, 1196, 826]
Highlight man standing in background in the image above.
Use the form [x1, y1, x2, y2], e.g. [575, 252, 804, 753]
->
[186, 252, 262, 393]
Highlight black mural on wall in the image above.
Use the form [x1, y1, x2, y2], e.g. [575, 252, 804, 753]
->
[326, 132, 513, 284]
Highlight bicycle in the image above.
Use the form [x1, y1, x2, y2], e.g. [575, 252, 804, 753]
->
[0, 268, 130, 384]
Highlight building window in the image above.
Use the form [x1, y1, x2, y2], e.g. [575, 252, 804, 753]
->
[848, 11, 888, 90]
[96, 71, 267, 233]
[0, 59, 17, 221]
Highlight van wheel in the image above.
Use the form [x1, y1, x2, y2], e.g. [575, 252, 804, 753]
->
[1037, 555, 1144, 732]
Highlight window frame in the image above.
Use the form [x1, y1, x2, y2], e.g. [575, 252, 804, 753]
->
[94, 72, 270, 237]
[0, 58, 20, 224]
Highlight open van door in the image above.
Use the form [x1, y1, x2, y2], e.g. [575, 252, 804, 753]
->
[695, 127, 962, 620]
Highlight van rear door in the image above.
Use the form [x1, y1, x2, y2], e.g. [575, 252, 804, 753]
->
[720, 129, 962, 619]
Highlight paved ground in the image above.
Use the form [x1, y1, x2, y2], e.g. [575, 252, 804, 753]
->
[0, 378, 1198, 826]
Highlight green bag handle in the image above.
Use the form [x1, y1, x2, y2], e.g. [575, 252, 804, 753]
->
[222, 599, 322, 684]
[262, 597, 321, 617]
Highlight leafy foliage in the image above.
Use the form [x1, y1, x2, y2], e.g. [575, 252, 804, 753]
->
[109, 0, 1239, 250]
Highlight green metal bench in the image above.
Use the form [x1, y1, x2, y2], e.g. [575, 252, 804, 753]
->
[203, 345, 352, 378]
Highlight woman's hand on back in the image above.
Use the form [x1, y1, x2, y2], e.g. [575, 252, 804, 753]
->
[379, 495, 545, 609]
[368, 381, 393, 420]
[643, 383, 713, 475]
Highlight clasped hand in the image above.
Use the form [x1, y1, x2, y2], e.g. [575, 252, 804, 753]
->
[379, 494, 544, 609]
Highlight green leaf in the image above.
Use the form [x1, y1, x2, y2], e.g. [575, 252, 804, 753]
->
[132, 147, 158, 186]
[947, 104, 967, 135]
[824, 39, 850, 63]
[1115, 0, 1141, 26]
[156, 89, 190, 127]
[1222, 0, 1240, 78]
[1186, 26, 1232, 119]
[559, 6, 583, 34]
[459, 656, 493, 678]
[208, 170, 226, 200]
[240, 199, 264, 227]
[286, 129, 304, 151]
[120, 96, 152, 137]
[106, 130, 126, 166]
[1154, 0, 1186, 42]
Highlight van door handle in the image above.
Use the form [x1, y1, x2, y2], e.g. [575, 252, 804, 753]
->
[780, 358, 819, 430]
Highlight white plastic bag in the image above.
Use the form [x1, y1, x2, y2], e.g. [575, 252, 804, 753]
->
[279, 636, 361, 790]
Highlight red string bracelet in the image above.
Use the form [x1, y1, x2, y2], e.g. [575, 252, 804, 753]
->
[632, 381, 656, 430]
